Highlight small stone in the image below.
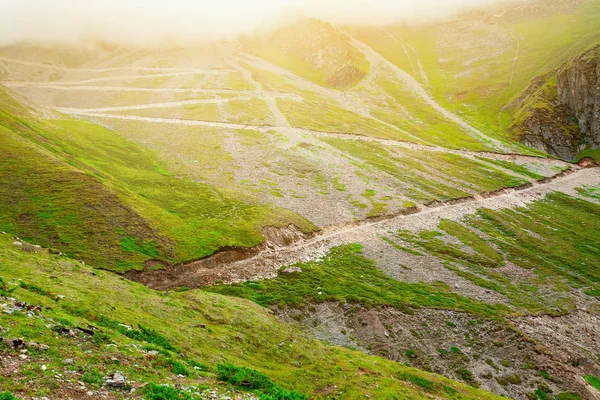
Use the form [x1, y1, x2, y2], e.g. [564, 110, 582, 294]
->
[12, 338, 26, 350]
[281, 266, 302, 274]
[18, 354, 28, 360]
[64, 358, 74, 364]
[104, 371, 126, 387]
[87, 391, 93, 396]
[41, 365, 47, 371]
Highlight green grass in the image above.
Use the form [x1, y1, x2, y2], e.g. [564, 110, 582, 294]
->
[0, 89, 313, 271]
[0, 234, 504, 400]
[226, 98, 274, 125]
[225, 72, 255, 91]
[277, 97, 418, 143]
[584, 375, 600, 391]
[320, 137, 527, 204]
[206, 243, 510, 319]
[439, 219, 504, 266]
[142, 384, 195, 400]
[351, 0, 600, 141]
[373, 78, 494, 151]
[114, 98, 273, 126]
[576, 148, 600, 162]
[475, 156, 546, 180]
[217, 363, 307, 399]
[243, 18, 369, 89]
[385, 192, 600, 314]
[576, 185, 600, 201]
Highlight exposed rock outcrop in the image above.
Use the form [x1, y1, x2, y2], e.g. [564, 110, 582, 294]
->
[513, 45, 599, 160]
[556, 46, 600, 147]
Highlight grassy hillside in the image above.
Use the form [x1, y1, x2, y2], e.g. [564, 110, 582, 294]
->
[350, 0, 600, 139]
[0, 233, 504, 400]
[212, 190, 600, 317]
[207, 190, 600, 399]
[241, 18, 369, 89]
[0, 88, 313, 272]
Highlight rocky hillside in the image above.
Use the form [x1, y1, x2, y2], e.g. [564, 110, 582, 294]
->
[511, 45, 599, 160]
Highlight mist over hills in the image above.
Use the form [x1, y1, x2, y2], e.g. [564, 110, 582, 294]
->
[0, 0, 599, 399]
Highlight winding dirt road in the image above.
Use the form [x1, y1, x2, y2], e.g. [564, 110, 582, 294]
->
[0, 56, 233, 74]
[63, 108, 563, 173]
[126, 166, 599, 290]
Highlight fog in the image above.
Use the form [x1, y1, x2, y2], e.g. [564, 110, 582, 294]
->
[0, 0, 501, 45]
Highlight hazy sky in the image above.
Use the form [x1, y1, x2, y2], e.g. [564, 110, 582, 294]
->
[0, 0, 499, 45]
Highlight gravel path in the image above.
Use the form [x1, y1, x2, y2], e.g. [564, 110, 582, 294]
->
[129, 167, 599, 290]
[2, 71, 231, 86]
[2, 82, 257, 94]
[61, 108, 568, 169]
[0, 56, 233, 73]
[54, 93, 300, 114]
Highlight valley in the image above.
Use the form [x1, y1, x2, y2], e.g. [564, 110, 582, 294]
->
[1, 0, 600, 399]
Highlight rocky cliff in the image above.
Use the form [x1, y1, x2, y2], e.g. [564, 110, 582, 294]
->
[512, 45, 599, 159]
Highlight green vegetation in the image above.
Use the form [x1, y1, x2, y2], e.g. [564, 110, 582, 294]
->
[576, 148, 600, 162]
[217, 363, 307, 399]
[372, 78, 493, 151]
[143, 384, 195, 400]
[225, 71, 255, 91]
[351, 0, 600, 140]
[0, 233, 503, 399]
[114, 97, 273, 126]
[555, 393, 582, 400]
[226, 98, 274, 125]
[277, 96, 418, 143]
[320, 137, 527, 204]
[576, 185, 600, 201]
[475, 156, 546, 180]
[0, 89, 312, 272]
[584, 375, 600, 391]
[243, 18, 369, 89]
[207, 243, 509, 318]
[386, 192, 600, 314]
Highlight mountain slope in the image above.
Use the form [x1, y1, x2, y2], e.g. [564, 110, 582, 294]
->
[0, 87, 313, 271]
[350, 0, 600, 144]
[0, 233, 505, 400]
[1, 6, 600, 400]
[241, 18, 369, 89]
[510, 45, 600, 159]
[205, 189, 600, 399]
